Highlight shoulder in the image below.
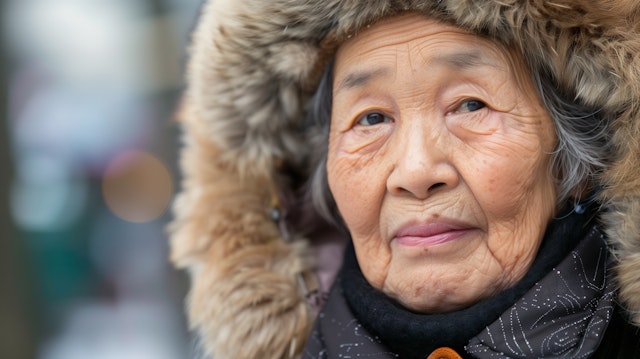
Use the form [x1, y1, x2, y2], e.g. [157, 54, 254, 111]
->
[592, 304, 640, 358]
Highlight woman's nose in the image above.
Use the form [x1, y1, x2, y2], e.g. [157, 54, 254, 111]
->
[386, 124, 459, 199]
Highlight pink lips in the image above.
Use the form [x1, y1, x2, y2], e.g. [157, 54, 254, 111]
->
[393, 220, 474, 247]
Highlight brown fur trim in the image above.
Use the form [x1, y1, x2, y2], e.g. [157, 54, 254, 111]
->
[169, 101, 315, 358]
[187, 241, 312, 359]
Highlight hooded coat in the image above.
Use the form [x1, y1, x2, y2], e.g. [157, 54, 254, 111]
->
[169, 1, 640, 358]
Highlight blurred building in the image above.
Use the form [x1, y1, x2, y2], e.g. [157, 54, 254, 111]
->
[2, 1, 203, 358]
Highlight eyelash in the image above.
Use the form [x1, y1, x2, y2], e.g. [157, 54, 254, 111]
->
[353, 98, 487, 127]
[449, 99, 487, 114]
[356, 112, 393, 126]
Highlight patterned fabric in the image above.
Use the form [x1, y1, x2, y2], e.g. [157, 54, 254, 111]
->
[466, 227, 615, 358]
[302, 225, 615, 359]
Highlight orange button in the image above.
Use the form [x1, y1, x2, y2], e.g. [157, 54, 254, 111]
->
[426, 347, 463, 359]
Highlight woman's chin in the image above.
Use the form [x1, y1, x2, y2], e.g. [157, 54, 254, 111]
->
[389, 290, 469, 313]
[381, 273, 501, 313]
[393, 291, 489, 313]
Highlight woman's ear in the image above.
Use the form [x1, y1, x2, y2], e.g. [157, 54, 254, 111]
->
[567, 180, 596, 213]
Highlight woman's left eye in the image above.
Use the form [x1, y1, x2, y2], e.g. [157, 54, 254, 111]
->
[455, 99, 487, 113]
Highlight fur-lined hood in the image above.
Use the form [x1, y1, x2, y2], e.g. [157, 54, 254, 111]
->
[169, 1, 640, 358]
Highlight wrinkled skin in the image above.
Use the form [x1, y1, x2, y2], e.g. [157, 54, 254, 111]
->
[327, 13, 557, 313]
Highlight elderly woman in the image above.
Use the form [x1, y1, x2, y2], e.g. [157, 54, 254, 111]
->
[170, 1, 640, 358]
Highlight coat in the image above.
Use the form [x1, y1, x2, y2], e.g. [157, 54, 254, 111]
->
[168, 1, 640, 358]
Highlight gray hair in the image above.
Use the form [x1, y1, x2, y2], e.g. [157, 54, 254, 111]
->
[532, 69, 611, 204]
[306, 62, 611, 225]
[305, 62, 339, 225]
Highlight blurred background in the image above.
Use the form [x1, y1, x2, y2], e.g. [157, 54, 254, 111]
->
[2, 0, 204, 358]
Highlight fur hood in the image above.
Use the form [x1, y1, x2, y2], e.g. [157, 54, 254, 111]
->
[169, 1, 640, 358]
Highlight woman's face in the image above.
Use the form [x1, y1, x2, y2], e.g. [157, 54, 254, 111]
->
[327, 13, 558, 312]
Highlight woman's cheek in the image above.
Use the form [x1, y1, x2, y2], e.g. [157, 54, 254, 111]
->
[327, 141, 387, 237]
[454, 122, 550, 210]
[475, 153, 542, 210]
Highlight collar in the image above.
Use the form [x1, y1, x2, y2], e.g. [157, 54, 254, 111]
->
[466, 225, 616, 358]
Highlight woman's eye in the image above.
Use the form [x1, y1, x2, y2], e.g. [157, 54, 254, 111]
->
[456, 99, 486, 113]
[357, 112, 391, 126]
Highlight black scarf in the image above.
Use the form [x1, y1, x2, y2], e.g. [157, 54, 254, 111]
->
[331, 202, 614, 358]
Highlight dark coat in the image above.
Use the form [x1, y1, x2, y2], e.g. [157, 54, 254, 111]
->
[592, 307, 640, 359]
[305, 284, 640, 359]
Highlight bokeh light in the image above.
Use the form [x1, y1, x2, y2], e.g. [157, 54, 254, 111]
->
[102, 150, 173, 223]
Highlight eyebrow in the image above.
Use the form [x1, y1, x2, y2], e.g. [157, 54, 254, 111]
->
[335, 67, 392, 94]
[429, 51, 487, 69]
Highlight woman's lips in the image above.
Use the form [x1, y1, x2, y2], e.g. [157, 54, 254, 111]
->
[393, 221, 475, 247]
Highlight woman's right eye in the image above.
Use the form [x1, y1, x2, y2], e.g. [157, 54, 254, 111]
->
[356, 112, 391, 126]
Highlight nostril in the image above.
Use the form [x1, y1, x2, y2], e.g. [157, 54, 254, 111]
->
[428, 182, 445, 192]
